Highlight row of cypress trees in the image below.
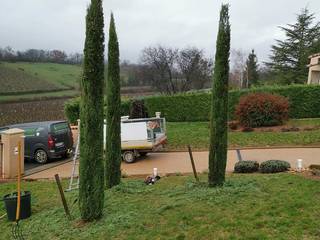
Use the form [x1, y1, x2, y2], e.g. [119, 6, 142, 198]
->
[79, 0, 231, 221]
[79, 0, 122, 221]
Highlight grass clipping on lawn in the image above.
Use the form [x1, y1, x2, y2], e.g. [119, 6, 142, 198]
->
[0, 174, 320, 239]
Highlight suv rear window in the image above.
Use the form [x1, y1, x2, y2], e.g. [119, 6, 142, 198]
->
[52, 122, 69, 133]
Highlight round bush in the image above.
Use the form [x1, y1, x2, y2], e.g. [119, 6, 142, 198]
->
[235, 93, 289, 128]
[260, 160, 291, 173]
[234, 161, 259, 173]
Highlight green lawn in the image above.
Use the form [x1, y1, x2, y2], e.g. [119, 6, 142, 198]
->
[167, 119, 320, 150]
[3, 62, 82, 89]
[0, 174, 319, 239]
[0, 62, 82, 102]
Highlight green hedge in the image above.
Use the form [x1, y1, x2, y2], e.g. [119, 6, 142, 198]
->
[64, 97, 131, 124]
[64, 85, 320, 123]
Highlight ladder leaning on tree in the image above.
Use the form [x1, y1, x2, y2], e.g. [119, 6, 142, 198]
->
[66, 120, 80, 192]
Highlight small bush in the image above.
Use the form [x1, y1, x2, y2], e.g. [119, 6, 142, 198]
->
[260, 160, 291, 173]
[235, 93, 289, 128]
[129, 100, 149, 119]
[228, 121, 239, 130]
[234, 161, 259, 173]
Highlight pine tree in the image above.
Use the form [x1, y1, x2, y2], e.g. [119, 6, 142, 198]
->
[268, 8, 320, 84]
[245, 49, 259, 87]
[208, 4, 231, 187]
[79, 0, 105, 221]
[105, 13, 122, 188]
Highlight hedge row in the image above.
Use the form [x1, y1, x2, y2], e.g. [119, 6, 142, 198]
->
[64, 84, 320, 123]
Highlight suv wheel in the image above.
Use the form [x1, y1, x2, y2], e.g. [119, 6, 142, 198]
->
[123, 151, 135, 164]
[34, 149, 48, 164]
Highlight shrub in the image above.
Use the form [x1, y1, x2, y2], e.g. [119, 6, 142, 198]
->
[228, 121, 238, 130]
[235, 93, 289, 127]
[260, 160, 291, 173]
[234, 161, 259, 173]
[64, 98, 80, 124]
[129, 100, 149, 119]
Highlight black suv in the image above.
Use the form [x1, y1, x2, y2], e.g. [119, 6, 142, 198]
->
[1, 121, 73, 164]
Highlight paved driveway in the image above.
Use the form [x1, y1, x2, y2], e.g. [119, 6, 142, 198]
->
[24, 148, 320, 179]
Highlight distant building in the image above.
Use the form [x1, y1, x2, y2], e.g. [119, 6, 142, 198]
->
[307, 53, 320, 84]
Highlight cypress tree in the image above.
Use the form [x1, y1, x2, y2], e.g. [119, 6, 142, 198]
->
[79, 0, 105, 221]
[245, 49, 259, 87]
[105, 13, 122, 188]
[208, 4, 231, 187]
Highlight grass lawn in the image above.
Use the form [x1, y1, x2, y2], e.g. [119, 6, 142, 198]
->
[3, 62, 82, 89]
[167, 119, 320, 150]
[0, 62, 81, 103]
[0, 174, 320, 239]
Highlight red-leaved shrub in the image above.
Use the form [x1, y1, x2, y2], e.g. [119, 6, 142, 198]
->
[235, 93, 289, 128]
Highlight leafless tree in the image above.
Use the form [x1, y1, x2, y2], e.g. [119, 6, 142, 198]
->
[141, 45, 212, 94]
[178, 47, 213, 91]
[141, 46, 179, 94]
[230, 49, 247, 89]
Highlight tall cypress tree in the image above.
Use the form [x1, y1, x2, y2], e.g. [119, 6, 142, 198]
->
[208, 4, 231, 187]
[245, 49, 259, 87]
[105, 13, 121, 188]
[79, 0, 105, 221]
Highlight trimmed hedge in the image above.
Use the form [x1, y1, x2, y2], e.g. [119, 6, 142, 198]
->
[260, 160, 291, 173]
[145, 85, 320, 121]
[234, 161, 259, 173]
[64, 97, 131, 124]
[64, 85, 320, 123]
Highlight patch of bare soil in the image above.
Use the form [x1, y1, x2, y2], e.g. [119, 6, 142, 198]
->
[292, 170, 320, 181]
[73, 220, 88, 228]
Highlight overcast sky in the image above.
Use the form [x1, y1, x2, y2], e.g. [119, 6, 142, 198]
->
[0, 0, 319, 63]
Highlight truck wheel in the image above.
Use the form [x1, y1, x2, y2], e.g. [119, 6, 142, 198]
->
[123, 151, 135, 164]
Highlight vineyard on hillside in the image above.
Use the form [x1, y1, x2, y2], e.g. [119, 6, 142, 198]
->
[0, 98, 67, 126]
[0, 64, 65, 95]
[0, 62, 82, 101]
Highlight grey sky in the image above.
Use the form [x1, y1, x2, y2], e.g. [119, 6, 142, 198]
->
[0, 0, 319, 63]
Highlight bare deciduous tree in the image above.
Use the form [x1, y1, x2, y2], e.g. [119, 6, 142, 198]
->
[230, 49, 247, 89]
[141, 46, 179, 94]
[141, 45, 212, 94]
[178, 48, 213, 91]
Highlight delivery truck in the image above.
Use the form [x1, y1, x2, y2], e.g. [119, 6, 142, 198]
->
[104, 113, 167, 163]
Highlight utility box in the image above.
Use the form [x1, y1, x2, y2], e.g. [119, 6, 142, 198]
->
[0, 128, 24, 179]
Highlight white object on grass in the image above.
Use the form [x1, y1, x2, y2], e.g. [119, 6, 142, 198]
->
[297, 159, 303, 172]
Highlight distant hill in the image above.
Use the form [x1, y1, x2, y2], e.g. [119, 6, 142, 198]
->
[0, 62, 82, 102]
[0, 61, 157, 103]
